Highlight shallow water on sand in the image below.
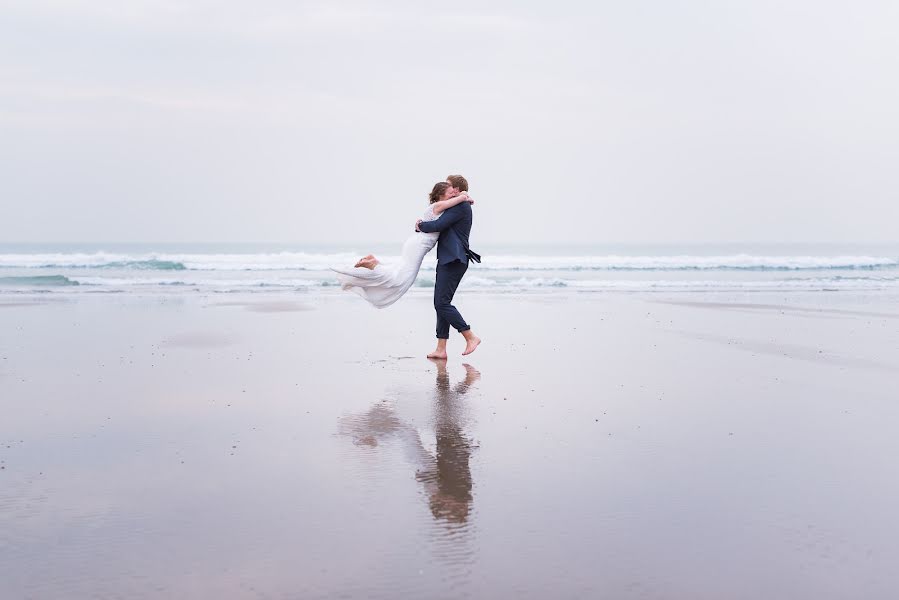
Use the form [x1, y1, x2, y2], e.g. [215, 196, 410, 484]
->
[1, 292, 898, 598]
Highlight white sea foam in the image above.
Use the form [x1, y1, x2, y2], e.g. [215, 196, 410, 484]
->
[2, 273, 894, 293]
[1, 252, 896, 271]
[0, 252, 359, 270]
[2, 247, 898, 295]
[69, 277, 324, 288]
[552, 278, 899, 291]
[466, 254, 899, 271]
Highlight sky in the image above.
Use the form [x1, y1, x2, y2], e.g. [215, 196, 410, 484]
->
[1, 0, 897, 245]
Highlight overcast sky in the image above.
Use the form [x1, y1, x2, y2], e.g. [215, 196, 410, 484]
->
[1, 0, 897, 245]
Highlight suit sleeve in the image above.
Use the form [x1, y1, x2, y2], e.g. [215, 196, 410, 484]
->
[418, 204, 467, 233]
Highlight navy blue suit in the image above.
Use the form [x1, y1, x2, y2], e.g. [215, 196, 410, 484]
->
[417, 203, 474, 339]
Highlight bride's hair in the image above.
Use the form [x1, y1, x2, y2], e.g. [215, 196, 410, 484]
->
[429, 181, 450, 204]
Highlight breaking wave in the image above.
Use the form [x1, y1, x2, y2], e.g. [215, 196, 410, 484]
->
[0, 252, 896, 272]
[0, 275, 80, 286]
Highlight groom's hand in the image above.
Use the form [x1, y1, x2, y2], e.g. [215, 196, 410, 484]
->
[415, 219, 422, 232]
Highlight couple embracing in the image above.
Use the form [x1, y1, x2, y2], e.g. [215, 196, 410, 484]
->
[331, 174, 482, 359]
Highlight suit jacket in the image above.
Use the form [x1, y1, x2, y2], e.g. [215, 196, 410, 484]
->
[417, 202, 473, 266]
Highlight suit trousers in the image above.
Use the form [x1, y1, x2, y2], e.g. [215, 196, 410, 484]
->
[434, 259, 470, 339]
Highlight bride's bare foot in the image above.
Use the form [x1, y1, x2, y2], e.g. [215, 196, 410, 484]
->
[354, 257, 379, 269]
[461, 335, 481, 356]
[353, 254, 376, 267]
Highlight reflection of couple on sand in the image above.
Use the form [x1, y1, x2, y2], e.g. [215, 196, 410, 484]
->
[340, 361, 480, 524]
[331, 174, 482, 359]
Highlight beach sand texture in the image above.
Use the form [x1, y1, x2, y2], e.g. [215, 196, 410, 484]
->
[1, 292, 898, 599]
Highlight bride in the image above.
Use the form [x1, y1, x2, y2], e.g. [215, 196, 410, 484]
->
[330, 182, 474, 308]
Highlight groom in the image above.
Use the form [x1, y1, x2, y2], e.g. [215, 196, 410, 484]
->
[415, 174, 482, 359]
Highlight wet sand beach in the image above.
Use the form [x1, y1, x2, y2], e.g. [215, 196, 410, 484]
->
[1, 292, 898, 599]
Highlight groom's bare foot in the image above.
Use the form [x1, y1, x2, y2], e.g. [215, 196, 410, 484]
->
[427, 339, 448, 360]
[461, 335, 481, 356]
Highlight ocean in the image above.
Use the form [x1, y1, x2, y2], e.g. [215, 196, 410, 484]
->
[1, 242, 898, 296]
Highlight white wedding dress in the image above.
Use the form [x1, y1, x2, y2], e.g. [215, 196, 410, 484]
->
[330, 205, 441, 308]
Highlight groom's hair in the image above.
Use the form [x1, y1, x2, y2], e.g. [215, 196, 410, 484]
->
[446, 174, 468, 192]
